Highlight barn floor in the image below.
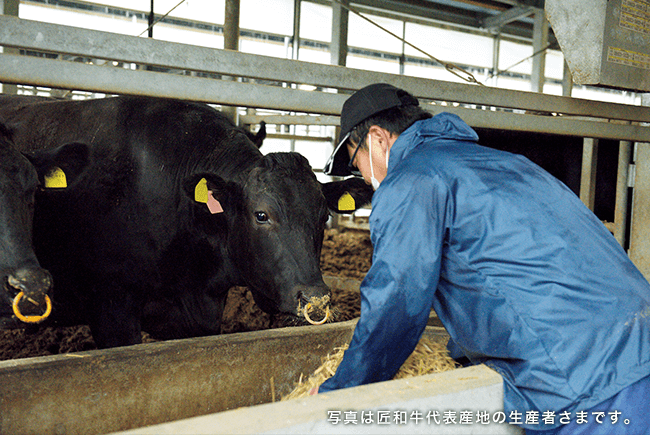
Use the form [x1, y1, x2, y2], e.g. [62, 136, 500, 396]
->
[0, 228, 372, 361]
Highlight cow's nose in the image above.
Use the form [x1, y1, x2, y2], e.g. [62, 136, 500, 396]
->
[295, 284, 331, 325]
[296, 284, 331, 306]
[5, 267, 53, 307]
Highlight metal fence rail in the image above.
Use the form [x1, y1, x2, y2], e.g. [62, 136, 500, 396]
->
[4, 50, 647, 142]
[1, 15, 650, 131]
[0, 53, 348, 114]
[3, 14, 650, 271]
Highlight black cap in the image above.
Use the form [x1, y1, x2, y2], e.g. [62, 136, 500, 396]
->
[323, 83, 419, 176]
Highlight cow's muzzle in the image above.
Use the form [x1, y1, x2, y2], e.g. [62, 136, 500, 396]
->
[3, 267, 53, 324]
[295, 285, 332, 325]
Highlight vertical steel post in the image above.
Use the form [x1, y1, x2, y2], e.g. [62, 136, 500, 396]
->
[224, 0, 240, 51]
[330, 0, 349, 67]
[148, 0, 154, 38]
[614, 141, 632, 246]
[491, 32, 500, 87]
[399, 21, 406, 76]
[0, 0, 19, 94]
[531, 9, 548, 93]
[222, 0, 240, 124]
[292, 0, 301, 60]
[629, 142, 650, 278]
[329, 0, 350, 229]
[562, 60, 573, 97]
[580, 138, 599, 211]
[0, 0, 18, 18]
[629, 94, 650, 276]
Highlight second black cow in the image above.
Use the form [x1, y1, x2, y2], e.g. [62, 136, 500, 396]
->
[0, 121, 53, 327]
[0, 95, 373, 348]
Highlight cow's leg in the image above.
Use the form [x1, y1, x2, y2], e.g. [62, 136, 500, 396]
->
[89, 290, 143, 348]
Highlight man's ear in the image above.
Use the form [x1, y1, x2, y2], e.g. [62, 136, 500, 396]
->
[368, 125, 391, 153]
[25, 142, 90, 189]
[184, 173, 236, 215]
[321, 177, 374, 214]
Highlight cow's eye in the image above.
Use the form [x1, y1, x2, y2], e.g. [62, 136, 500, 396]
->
[255, 211, 269, 223]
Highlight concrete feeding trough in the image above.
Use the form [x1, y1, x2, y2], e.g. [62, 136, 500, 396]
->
[117, 364, 517, 435]
[0, 317, 521, 435]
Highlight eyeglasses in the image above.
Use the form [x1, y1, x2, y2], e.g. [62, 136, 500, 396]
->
[347, 137, 363, 177]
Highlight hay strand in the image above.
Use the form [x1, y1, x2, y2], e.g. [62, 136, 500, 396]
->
[282, 337, 458, 400]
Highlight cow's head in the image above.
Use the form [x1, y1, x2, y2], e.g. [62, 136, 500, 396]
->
[0, 124, 52, 324]
[320, 176, 375, 215]
[238, 152, 334, 318]
[186, 152, 373, 324]
[2, 141, 91, 325]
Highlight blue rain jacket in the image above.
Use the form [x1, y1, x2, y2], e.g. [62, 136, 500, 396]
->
[319, 113, 650, 430]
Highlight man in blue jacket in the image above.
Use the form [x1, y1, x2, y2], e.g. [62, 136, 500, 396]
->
[321, 83, 650, 434]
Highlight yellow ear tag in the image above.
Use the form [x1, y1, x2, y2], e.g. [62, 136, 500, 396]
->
[338, 192, 356, 211]
[44, 167, 67, 188]
[195, 178, 209, 203]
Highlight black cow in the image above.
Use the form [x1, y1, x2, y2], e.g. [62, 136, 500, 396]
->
[0, 121, 52, 327]
[0, 95, 373, 348]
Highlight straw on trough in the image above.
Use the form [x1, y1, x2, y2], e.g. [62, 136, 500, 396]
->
[282, 336, 459, 400]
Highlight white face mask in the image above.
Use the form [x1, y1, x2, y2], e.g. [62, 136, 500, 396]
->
[368, 133, 389, 191]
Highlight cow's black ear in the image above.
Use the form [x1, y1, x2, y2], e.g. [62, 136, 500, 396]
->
[320, 177, 374, 214]
[26, 142, 90, 189]
[244, 121, 266, 149]
[184, 173, 235, 215]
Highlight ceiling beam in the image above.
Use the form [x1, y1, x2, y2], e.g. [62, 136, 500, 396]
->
[357, 0, 484, 28]
[481, 5, 536, 30]
[350, 0, 536, 40]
